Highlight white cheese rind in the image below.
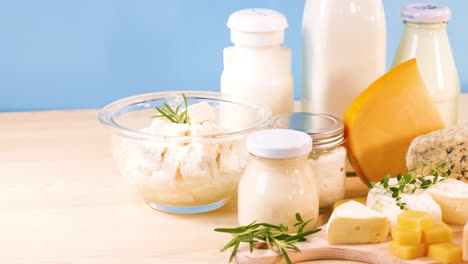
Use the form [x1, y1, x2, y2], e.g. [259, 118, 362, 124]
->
[406, 125, 468, 182]
[326, 201, 388, 245]
[366, 178, 442, 226]
[428, 178, 468, 225]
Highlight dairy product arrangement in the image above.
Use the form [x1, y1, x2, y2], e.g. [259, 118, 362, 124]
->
[97, 2, 467, 264]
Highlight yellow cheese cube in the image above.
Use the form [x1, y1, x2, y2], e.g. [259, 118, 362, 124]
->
[391, 225, 421, 245]
[398, 210, 433, 231]
[428, 242, 462, 264]
[423, 222, 452, 244]
[389, 241, 426, 260]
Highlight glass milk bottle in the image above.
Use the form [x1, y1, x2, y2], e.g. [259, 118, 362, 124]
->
[238, 129, 319, 230]
[221, 9, 294, 116]
[301, 0, 386, 118]
[392, 3, 460, 126]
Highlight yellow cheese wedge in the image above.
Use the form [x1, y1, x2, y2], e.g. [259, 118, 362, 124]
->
[391, 225, 422, 246]
[398, 210, 433, 232]
[423, 222, 453, 244]
[389, 241, 427, 260]
[332, 197, 367, 210]
[344, 59, 445, 183]
[428, 242, 463, 264]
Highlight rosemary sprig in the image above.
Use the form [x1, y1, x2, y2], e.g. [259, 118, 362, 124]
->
[214, 213, 321, 264]
[150, 94, 189, 123]
[368, 163, 448, 209]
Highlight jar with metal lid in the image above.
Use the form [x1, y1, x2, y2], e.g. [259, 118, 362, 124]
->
[272, 113, 346, 210]
[238, 129, 319, 230]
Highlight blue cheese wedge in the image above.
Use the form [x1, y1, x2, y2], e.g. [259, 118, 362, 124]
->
[406, 125, 468, 182]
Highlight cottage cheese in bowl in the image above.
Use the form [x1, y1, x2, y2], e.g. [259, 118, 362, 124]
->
[99, 91, 271, 214]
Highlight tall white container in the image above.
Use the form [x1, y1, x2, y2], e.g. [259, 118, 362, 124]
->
[301, 0, 386, 119]
[392, 3, 459, 126]
[221, 9, 294, 116]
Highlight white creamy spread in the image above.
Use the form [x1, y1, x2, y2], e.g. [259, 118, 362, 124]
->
[118, 101, 245, 205]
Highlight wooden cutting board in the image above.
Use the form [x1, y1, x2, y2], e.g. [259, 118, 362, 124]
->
[234, 225, 466, 264]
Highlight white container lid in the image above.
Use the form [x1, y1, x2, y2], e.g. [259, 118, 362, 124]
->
[246, 129, 312, 159]
[401, 3, 451, 23]
[227, 8, 288, 46]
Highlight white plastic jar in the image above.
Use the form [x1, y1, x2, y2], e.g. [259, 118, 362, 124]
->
[221, 9, 293, 116]
[238, 129, 319, 230]
[272, 113, 346, 210]
[392, 3, 460, 126]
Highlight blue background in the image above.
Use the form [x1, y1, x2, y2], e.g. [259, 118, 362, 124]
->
[1, 0, 467, 111]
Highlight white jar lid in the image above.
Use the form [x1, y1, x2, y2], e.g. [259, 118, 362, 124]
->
[246, 129, 312, 159]
[401, 3, 451, 23]
[227, 8, 288, 46]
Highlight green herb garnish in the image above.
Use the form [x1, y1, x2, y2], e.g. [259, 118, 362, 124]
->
[151, 94, 189, 123]
[368, 163, 448, 209]
[214, 213, 321, 264]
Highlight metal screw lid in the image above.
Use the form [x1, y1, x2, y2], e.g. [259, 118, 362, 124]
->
[271, 112, 344, 149]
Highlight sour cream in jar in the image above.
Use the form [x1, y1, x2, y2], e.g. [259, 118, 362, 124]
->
[238, 129, 319, 230]
[272, 113, 347, 211]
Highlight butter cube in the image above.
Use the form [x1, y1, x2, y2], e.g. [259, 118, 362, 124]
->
[391, 225, 421, 245]
[389, 241, 426, 260]
[428, 242, 462, 264]
[398, 210, 433, 231]
[463, 222, 468, 261]
[423, 222, 452, 244]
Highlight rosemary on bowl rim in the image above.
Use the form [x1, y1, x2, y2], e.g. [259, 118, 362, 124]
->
[214, 213, 321, 264]
[151, 93, 189, 124]
[368, 163, 448, 209]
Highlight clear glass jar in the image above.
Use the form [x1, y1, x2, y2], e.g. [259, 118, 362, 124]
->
[238, 129, 319, 230]
[272, 113, 346, 211]
[392, 3, 460, 126]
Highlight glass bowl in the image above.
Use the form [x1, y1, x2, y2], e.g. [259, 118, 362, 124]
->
[98, 91, 271, 214]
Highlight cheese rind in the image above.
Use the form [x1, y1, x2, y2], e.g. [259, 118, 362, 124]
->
[332, 197, 367, 210]
[428, 178, 468, 225]
[344, 59, 445, 183]
[326, 201, 388, 245]
[428, 242, 463, 264]
[367, 178, 442, 226]
[406, 125, 468, 182]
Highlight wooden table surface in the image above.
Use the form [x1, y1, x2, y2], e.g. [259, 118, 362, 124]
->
[1, 95, 466, 264]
